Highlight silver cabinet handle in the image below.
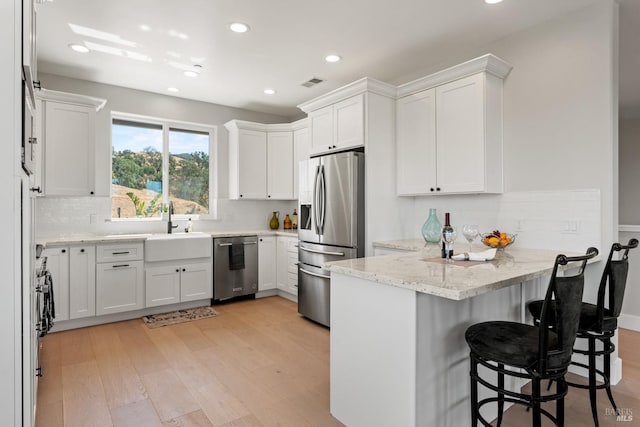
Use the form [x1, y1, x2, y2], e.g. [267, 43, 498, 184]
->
[299, 267, 331, 280]
[299, 246, 345, 257]
[112, 251, 130, 255]
[112, 264, 130, 268]
[217, 243, 232, 247]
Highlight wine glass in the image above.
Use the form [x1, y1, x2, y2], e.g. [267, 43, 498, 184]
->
[442, 227, 457, 263]
[462, 224, 479, 251]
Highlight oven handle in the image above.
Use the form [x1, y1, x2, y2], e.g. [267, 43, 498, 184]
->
[299, 246, 345, 257]
[299, 267, 331, 280]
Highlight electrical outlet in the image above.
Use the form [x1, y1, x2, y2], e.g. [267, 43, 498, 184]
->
[562, 219, 580, 234]
[515, 219, 524, 231]
[89, 214, 97, 224]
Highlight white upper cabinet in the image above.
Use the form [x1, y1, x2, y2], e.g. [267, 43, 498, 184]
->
[36, 89, 106, 197]
[334, 94, 364, 151]
[231, 127, 267, 199]
[395, 54, 512, 196]
[396, 89, 437, 196]
[298, 79, 396, 158]
[267, 131, 294, 199]
[293, 121, 310, 199]
[225, 120, 308, 200]
[308, 104, 334, 155]
[306, 94, 365, 157]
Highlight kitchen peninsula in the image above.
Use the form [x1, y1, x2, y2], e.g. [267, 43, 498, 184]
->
[327, 243, 593, 427]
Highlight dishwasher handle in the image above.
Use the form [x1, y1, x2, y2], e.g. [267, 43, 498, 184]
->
[217, 241, 257, 247]
[299, 267, 331, 280]
[299, 246, 345, 257]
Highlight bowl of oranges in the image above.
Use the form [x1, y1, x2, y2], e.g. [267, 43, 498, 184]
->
[481, 230, 516, 250]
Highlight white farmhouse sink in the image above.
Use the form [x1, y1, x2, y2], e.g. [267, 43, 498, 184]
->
[145, 232, 212, 262]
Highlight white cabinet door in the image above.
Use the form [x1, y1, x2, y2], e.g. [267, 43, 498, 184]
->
[145, 265, 181, 307]
[96, 261, 144, 315]
[276, 237, 289, 291]
[258, 236, 277, 291]
[43, 247, 69, 321]
[396, 89, 437, 196]
[69, 245, 96, 319]
[43, 101, 95, 196]
[180, 262, 212, 302]
[293, 127, 309, 200]
[236, 129, 267, 199]
[309, 105, 333, 156]
[267, 131, 294, 200]
[333, 94, 364, 151]
[435, 74, 486, 193]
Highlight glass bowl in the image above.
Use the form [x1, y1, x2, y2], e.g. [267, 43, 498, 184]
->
[480, 232, 516, 249]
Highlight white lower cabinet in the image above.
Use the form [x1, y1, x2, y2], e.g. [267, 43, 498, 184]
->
[96, 261, 144, 315]
[69, 245, 96, 319]
[180, 262, 213, 302]
[145, 265, 181, 307]
[42, 246, 70, 321]
[145, 260, 212, 307]
[276, 236, 298, 296]
[258, 236, 277, 291]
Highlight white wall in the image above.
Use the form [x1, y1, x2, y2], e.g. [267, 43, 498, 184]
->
[619, 118, 640, 225]
[389, 1, 618, 306]
[2, 0, 22, 424]
[35, 73, 297, 237]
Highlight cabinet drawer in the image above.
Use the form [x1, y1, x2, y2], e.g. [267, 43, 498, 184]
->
[97, 242, 144, 262]
[287, 239, 299, 253]
[287, 252, 298, 274]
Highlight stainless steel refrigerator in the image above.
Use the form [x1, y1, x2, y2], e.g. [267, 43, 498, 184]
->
[298, 151, 364, 327]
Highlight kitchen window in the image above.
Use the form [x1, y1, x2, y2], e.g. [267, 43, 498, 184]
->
[111, 113, 217, 220]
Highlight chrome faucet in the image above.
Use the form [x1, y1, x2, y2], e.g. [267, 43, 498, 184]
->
[167, 201, 179, 234]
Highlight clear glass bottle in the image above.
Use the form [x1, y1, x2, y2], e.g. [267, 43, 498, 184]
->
[421, 208, 442, 244]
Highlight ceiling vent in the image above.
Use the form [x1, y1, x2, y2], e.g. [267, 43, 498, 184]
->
[301, 77, 324, 88]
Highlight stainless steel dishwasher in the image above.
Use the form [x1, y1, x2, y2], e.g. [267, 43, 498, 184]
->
[213, 235, 258, 300]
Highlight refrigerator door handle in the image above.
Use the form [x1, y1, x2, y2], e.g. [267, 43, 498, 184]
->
[319, 164, 326, 234]
[299, 246, 346, 257]
[313, 165, 321, 235]
[299, 267, 331, 280]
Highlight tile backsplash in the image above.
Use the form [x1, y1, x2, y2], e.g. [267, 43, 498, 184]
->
[35, 196, 297, 238]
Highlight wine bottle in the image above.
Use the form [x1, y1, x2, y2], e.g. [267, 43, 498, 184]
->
[441, 212, 453, 258]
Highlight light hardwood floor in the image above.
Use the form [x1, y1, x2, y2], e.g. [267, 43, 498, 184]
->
[35, 296, 639, 426]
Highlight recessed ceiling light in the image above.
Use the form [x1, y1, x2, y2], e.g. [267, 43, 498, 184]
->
[183, 64, 202, 77]
[325, 54, 341, 63]
[139, 24, 151, 32]
[68, 43, 89, 53]
[264, 88, 276, 95]
[485, 0, 503, 4]
[167, 87, 179, 93]
[230, 22, 250, 33]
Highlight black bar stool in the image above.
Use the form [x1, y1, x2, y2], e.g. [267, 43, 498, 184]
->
[527, 238, 638, 426]
[466, 247, 598, 426]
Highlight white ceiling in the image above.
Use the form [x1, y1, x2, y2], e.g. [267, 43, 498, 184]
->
[37, 0, 636, 119]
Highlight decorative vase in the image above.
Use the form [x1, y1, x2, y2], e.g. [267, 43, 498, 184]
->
[421, 208, 442, 243]
[269, 211, 280, 230]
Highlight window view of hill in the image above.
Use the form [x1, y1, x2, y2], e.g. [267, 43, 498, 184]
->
[112, 147, 209, 218]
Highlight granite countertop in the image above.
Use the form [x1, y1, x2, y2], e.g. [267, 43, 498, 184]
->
[39, 229, 298, 246]
[327, 244, 593, 301]
[372, 239, 426, 251]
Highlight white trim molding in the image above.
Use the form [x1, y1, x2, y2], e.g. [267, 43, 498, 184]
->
[36, 88, 107, 111]
[619, 224, 640, 233]
[297, 77, 397, 113]
[396, 53, 513, 98]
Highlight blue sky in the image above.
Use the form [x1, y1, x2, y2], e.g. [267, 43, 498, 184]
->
[112, 124, 209, 155]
